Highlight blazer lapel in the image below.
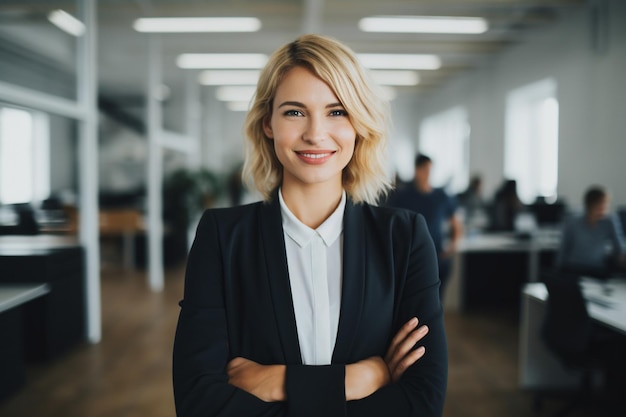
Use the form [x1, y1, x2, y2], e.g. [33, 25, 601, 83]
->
[259, 195, 303, 364]
[332, 199, 365, 363]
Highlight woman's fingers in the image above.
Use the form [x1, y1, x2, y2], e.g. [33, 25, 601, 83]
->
[388, 325, 429, 373]
[383, 318, 429, 382]
[391, 346, 426, 382]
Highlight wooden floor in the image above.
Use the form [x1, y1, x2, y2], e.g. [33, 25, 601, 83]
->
[0, 264, 600, 417]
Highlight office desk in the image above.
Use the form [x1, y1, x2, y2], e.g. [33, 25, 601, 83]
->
[447, 231, 559, 312]
[519, 278, 626, 389]
[0, 235, 85, 362]
[0, 284, 49, 401]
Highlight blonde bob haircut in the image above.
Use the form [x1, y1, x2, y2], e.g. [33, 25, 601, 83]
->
[242, 34, 392, 205]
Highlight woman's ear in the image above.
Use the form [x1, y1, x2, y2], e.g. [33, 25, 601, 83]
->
[263, 117, 273, 139]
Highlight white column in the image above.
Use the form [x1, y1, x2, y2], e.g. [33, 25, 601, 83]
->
[146, 35, 164, 292]
[185, 72, 201, 168]
[204, 87, 223, 172]
[77, 0, 101, 343]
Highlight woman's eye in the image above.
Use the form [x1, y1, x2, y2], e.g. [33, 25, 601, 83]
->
[284, 109, 303, 117]
[330, 109, 348, 117]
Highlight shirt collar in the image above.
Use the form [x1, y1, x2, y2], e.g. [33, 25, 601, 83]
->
[279, 188, 345, 248]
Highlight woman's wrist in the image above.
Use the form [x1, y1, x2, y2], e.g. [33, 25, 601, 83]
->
[268, 364, 287, 402]
[345, 357, 390, 401]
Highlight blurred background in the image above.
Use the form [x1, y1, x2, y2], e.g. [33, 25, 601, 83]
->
[0, 0, 625, 416]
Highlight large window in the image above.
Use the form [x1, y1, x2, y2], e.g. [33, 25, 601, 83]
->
[504, 78, 559, 204]
[0, 106, 50, 204]
[418, 106, 470, 194]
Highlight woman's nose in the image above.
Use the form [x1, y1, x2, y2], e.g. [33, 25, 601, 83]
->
[301, 116, 326, 144]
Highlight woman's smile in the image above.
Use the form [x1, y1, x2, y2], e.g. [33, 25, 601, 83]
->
[294, 150, 337, 164]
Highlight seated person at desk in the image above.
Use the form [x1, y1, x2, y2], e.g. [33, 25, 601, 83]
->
[457, 175, 490, 233]
[490, 179, 524, 232]
[556, 186, 626, 275]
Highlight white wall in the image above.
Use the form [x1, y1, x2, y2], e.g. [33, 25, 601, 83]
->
[413, 0, 626, 210]
[0, 34, 78, 198]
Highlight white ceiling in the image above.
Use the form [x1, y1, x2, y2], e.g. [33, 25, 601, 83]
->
[0, 0, 587, 105]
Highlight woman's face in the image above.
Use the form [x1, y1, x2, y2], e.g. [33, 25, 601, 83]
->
[263, 66, 356, 192]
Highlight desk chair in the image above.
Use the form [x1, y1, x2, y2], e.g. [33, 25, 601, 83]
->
[535, 271, 617, 416]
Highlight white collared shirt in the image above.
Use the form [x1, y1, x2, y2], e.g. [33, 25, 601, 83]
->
[279, 189, 345, 365]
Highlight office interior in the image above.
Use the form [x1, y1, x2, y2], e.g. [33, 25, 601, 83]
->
[0, 0, 625, 416]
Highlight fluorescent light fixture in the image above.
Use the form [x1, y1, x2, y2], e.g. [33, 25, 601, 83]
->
[177, 53, 268, 69]
[215, 86, 256, 102]
[359, 16, 488, 34]
[227, 101, 252, 112]
[133, 17, 261, 33]
[47, 9, 85, 37]
[370, 70, 419, 86]
[358, 54, 441, 70]
[198, 70, 260, 85]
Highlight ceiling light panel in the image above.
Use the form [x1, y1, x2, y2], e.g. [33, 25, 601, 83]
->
[215, 86, 257, 102]
[48, 9, 85, 37]
[227, 101, 252, 112]
[177, 54, 268, 69]
[358, 54, 441, 70]
[359, 16, 488, 34]
[198, 70, 261, 85]
[133, 17, 261, 33]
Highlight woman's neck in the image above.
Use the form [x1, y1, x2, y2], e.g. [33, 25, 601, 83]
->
[281, 181, 343, 229]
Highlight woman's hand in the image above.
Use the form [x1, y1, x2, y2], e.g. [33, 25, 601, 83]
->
[344, 317, 428, 400]
[227, 357, 286, 402]
[384, 317, 428, 382]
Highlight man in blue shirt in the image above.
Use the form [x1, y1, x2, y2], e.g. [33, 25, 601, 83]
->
[388, 154, 463, 300]
[557, 186, 626, 275]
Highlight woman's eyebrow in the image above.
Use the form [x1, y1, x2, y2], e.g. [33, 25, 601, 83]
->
[277, 101, 344, 109]
[277, 101, 305, 109]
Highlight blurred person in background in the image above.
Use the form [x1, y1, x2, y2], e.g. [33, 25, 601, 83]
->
[457, 175, 484, 220]
[490, 179, 524, 232]
[457, 174, 488, 233]
[556, 185, 626, 275]
[387, 153, 463, 300]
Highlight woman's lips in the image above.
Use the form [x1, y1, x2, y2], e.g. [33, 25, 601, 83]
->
[295, 151, 336, 164]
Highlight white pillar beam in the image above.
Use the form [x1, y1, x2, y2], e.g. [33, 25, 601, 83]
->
[185, 72, 201, 168]
[77, 0, 101, 343]
[146, 35, 164, 292]
[0, 81, 87, 120]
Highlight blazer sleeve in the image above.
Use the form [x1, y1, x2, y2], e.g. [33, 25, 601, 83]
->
[172, 210, 286, 417]
[346, 213, 448, 417]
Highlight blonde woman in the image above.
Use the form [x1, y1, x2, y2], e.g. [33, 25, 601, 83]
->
[173, 34, 447, 417]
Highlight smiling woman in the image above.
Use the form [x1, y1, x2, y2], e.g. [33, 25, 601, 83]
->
[173, 34, 448, 417]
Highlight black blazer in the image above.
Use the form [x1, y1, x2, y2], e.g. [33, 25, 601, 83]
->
[173, 195, 448, 417]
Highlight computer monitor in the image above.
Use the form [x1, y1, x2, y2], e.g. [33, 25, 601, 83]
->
[530, 201, 567, 227]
